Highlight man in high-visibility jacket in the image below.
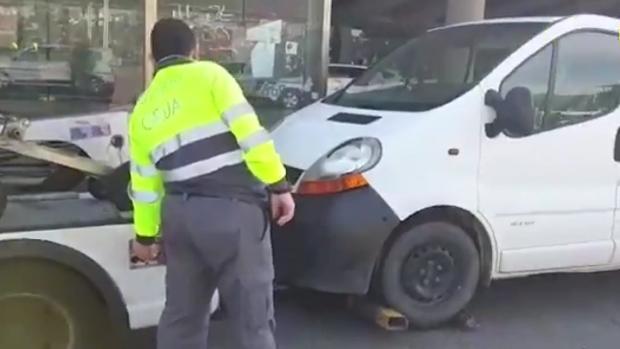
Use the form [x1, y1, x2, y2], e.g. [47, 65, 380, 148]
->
[129, 18, 295, 349]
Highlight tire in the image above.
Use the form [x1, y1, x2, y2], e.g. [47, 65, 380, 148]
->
[87, 177, 106, 200]
[0, 182, 7, 220]
[0, 71, 9, 90]
[267, 84, 281, 102]
[280, 88, 302, 109]
[0, 260, 121, 349]
[380, 222, 480, 328]
[88, 162, 132, 211]
[87, 76, 104, 96]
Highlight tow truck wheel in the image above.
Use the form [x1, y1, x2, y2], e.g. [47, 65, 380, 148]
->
[0, 260, 120, 349]
[380, 222, 480, 328]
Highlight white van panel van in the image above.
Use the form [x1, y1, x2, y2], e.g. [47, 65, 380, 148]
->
[271, 14, 620, 328]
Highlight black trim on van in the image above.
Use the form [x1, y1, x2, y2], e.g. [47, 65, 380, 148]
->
[328, 113, 382, 125]
[272, 187, 400, 294]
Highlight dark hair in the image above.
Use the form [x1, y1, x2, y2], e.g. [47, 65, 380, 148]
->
[150, 18, 196, 62]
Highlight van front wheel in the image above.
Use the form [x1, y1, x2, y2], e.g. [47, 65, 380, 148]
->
[380, 222, 480, 328]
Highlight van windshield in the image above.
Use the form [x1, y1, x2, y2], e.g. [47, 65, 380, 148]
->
[326, 22, 549, 112]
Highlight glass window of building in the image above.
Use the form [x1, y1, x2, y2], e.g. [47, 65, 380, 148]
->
[0, 0, 144, 118]
[157, 0, 319, 127]
[0, 0, 144, 204]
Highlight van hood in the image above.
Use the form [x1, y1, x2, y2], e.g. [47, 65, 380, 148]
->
[271, 102, 408, 170]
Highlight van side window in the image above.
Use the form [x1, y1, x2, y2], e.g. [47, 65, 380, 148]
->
[544, 32, 620, 130]
[501, 45, 553, 132]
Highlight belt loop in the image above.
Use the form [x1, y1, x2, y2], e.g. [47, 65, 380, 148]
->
[182, 192, 189, 201]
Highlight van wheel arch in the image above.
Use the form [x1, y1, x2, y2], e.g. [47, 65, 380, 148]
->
[373, 206, 493, 293]
[0, 239, 130, 348]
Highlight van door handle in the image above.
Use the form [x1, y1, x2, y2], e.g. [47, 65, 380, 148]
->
[615, 127, 620, 162]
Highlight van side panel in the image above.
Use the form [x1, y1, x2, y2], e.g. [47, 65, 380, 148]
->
[363, 87, 485, 222]
[477, 15, 620, 275]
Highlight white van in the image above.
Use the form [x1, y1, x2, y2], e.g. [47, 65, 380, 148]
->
[271, 14, 620, 328]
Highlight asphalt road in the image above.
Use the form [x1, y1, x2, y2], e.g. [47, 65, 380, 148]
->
[133, 270, 620, 349]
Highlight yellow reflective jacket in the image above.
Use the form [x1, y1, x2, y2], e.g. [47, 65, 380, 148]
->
[128, 58, 289, 242]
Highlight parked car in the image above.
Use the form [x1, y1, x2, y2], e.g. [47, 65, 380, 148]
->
[231, 63, 367, 110]
[326, 63, 368, 94]
[0, 44, 115, 101]
[271, 14, 620, 328]
[276, 64, 368, 109]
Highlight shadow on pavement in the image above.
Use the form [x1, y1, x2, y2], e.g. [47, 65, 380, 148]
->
[133, 271, 620, 349]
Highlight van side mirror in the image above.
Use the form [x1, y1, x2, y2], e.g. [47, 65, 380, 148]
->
[485, 87, 535, 138]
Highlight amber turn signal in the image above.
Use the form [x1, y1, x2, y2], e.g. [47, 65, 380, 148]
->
[296, 173, 369, 195]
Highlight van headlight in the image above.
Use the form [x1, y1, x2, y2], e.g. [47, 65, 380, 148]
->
[297, 137, 382, 195]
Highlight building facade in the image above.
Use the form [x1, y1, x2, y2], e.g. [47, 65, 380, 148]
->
[0, 0, 331, 127]
[8, 0, 611, 125]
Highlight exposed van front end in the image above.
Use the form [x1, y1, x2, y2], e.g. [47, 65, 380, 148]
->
[271, 17, 588, 328]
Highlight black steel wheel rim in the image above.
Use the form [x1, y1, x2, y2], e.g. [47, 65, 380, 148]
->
[283, 92, 299, 108]
[400, 244, 457, 304]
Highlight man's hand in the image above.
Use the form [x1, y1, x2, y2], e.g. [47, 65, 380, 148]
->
[131, 240, 160, 262]
[271, 192, 295, 226]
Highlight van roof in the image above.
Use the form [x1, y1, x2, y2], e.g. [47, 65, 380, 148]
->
[430, 16, 562, 32]
[432, 14, 619, 31]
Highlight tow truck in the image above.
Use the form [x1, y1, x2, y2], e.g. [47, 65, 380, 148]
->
[0, 109, 218, 349]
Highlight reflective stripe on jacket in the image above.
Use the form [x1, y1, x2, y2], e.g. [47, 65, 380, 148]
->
[128, 58, 288, 240]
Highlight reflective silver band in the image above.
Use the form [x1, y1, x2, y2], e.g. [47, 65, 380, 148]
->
[238, 129, 272, 152]
[150, 122, 229, 163]
[130, 161, 158, 177]
[221, 103, 255, 126]
[128, 189, 160, 204]
[161, 150, 244, 182]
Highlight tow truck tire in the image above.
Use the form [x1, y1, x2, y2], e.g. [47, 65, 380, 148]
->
[104, 162, 132, 211]
[380, 222, 479, 328]
[88, 162, 132, 211]
[0, 260, 120, 349]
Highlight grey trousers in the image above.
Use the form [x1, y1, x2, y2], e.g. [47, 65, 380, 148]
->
[157, 195, 276, 349]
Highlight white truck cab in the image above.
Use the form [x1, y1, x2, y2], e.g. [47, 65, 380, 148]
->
[271, 14, 620, 328]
